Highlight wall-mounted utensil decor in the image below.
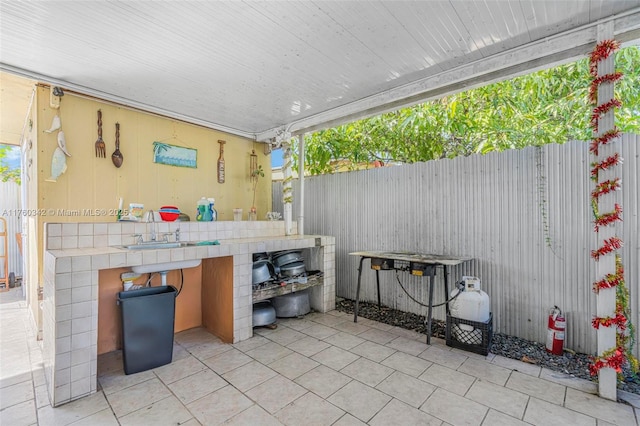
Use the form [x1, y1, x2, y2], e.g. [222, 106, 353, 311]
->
[46, 147, 67, 182]
[217, 139, 225, 183]
[46, 131, 71, 182]
[95, 110, 105, 158]
[44, 94, 71, 183]
[112, 122, 123, 168]
[57, 130, 71, 157]
[152, 142, 197, 168]
[44, 114, 61, 133]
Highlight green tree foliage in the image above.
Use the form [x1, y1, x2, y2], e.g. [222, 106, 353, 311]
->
[301, 46, 640, 175]
[0, 145, 21, 185]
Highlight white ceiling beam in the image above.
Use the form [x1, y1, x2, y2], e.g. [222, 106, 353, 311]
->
[256, 9, 640, 141]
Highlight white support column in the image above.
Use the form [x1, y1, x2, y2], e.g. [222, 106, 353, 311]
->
[298, 134, 305, 235]
[282, 141, 293, 235]
[595, 21, 617, 401]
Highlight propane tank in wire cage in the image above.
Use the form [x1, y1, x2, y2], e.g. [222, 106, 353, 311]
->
[449, 277, 490, 344]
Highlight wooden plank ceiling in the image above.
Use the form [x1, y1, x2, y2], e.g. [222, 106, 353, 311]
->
[1, 1, 639, 142]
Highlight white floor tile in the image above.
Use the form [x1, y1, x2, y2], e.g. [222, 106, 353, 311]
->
[466, 379, 529, 419]
[276, 392, 344, 426]
[328, 380, 392, 423]
[187, 385, 253, 424]
[421, 388, 488, 426]
[370, 398, 442, 426]
[524, 397, 596, 426]
[376, 371, 436, 408]
[245, 375, 307, 413]
[1, 290, 631, 426]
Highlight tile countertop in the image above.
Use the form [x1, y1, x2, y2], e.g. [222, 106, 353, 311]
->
[45, 235, 331, 269]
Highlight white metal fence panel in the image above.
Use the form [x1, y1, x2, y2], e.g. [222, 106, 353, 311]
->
[0, 181, 23, 280]
[273, 135, 639, 355]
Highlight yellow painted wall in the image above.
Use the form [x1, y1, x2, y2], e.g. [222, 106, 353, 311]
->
[35, 86, 271, 223]
[28, 86, 272, 327]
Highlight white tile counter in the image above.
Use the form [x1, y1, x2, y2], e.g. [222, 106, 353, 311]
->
[41, 221, 335, 407]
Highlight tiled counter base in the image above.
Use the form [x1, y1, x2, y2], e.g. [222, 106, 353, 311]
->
[42, 222, 335, 407]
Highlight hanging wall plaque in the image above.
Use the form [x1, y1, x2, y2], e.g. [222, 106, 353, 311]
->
[153, 141, 197, 168]
[217, 140, 226, 183]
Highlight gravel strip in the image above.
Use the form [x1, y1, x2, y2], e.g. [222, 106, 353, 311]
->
[336, 298, 640, 395]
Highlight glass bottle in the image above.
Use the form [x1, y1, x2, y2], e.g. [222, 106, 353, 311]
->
[208, 198, 217, 222]
[197, 197, 209, 221]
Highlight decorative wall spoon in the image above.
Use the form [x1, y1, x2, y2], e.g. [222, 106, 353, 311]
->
[112, 122, 123, 168]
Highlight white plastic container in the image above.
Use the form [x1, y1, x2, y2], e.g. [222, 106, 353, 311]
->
[449, 277, 490, 344]
[450, 288, 491, 323]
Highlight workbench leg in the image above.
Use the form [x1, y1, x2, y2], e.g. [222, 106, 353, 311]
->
[375, 269, 381, 309]
[444, 266, 450, 316]
[426, 266, 436, 345]
[354, 256, 365, 323]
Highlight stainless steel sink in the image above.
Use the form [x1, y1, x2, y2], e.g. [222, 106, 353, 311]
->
[121, 241, 216, 250]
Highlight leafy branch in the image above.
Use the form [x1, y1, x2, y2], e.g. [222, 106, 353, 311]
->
[297, 46, 640, 175]
[0, 145, 20, 185]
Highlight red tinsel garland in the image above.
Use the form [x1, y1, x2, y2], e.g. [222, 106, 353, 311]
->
[588, 39, 635, 378]
[589, 129, 621, 155]
[592, 255, 624, 293]
[593, 271, 623, 293]
[589, 72, 623, 104]
[590, 153, 622, 181]
[590, 99, 622, 132]
[589, 39, 621, 76]
[591, 178, 621, 200]
[593, 204, 623, 231]
[591, 236, 623, 260]
[590, 347, 626, 375]
[592, 313, 627, 331]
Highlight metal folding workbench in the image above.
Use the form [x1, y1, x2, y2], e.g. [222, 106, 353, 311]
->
[349, 251, 472, 345]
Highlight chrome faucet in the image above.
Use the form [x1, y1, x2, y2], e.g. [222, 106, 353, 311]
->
[147, 209, 156, 241]
[175, 226, 180, 242]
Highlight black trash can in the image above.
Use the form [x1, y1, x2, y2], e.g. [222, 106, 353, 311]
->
[117, 286, 177, 375]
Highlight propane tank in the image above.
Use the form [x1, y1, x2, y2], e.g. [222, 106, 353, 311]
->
[449, 277, 490, 344]
[545, 306, 565, 355]
[449, 277, 490, 323]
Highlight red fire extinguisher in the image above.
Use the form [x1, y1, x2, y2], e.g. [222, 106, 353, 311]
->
[546, 306, 565, 355]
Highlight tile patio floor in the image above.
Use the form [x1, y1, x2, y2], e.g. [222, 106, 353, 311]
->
[1, 287, 637, 425]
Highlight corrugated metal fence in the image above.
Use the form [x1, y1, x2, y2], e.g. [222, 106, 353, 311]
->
[0, 180, 23, 281]
[273, 135, 639, 355]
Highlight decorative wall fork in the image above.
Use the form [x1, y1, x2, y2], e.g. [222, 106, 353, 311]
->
[95, 109, 105, 157]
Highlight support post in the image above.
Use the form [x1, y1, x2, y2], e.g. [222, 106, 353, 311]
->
[595, 21, 617, 401]
[298, 134, 305, 235]
[282, 141, 293, 235]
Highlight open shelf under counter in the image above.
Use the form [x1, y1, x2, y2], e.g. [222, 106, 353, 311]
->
[253, 272, 324, 302]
